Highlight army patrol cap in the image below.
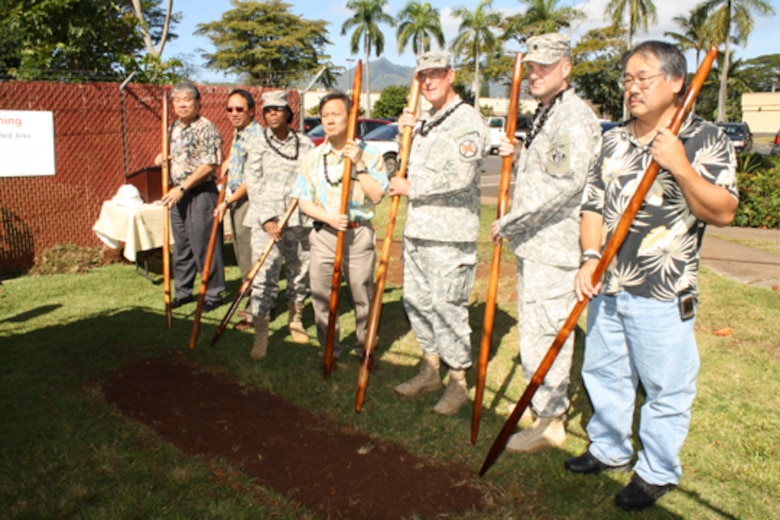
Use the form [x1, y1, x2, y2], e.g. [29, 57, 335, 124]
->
[415, 51, 452, 73]
[523, 33, 571, 65]
[262, 90, 289, 109]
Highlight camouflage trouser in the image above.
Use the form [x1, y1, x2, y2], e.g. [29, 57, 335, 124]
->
[250, 225, 311, 317]
[516, 258, 577, 417]
[402, 238, 476, 370]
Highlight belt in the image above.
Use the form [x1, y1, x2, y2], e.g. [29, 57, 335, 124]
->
[313, 220, 367, 231]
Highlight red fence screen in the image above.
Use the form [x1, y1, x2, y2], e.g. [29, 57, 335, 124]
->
[0, 82, 300, 273]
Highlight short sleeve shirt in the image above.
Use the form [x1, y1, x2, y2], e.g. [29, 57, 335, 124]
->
[582, 115, 739, 300]
[290, 141, 389, 221]
[169, 115, 223, 186]
[227, 119, 262, 192]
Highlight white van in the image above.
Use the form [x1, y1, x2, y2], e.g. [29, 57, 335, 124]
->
[487, 116, 506, 154]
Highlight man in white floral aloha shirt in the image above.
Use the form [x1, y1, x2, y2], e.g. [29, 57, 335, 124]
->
[566, 41, 739, 513]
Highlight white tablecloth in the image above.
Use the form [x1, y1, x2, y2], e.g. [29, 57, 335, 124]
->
[92, 201, 171, 262]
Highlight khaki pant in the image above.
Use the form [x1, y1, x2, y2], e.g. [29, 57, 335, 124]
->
[308, 223, 375, 356]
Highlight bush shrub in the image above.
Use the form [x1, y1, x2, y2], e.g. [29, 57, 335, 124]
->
[733, 153, 780, 229]
[29, 243, 106, 275]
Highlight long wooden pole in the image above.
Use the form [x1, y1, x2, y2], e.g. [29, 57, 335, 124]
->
[161, 95, 172, 328]
[188, 171, 228, 350]
[479, 45, 719, 477]
[354, 77, 421, 412]
[323, 60, 363, 379]
[211, 200, 299, 346]
[471, 53, 523, 442]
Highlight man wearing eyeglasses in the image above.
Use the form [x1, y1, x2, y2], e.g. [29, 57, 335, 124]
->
[242, 90, 315, 360]
[214, 89, 262, 331]
[157, 81, 224, 312]
[566, 41, 738, 512]
[489, 33, 601, 452]
[389, 51, 489, 416]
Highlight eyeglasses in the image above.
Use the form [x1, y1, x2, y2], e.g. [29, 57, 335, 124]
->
[618, 73, 663, 90]
[416, 68, 449, 83]
[263, 106, 286, 113]
[226, 106, 246, 113]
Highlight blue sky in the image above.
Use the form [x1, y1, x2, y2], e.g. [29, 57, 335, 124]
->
[164, 0, 780, 84]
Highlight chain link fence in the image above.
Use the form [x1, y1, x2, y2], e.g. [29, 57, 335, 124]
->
[0, 81, 300, 273]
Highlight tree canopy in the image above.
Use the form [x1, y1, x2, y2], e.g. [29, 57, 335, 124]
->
[342, 0, 396, 117]
[396, 1, 445, 57]
[571, 25, 627, 121]
[372, 84, 410, 118]
[0, 0, 182, 82]
[196, 0, 334, 88]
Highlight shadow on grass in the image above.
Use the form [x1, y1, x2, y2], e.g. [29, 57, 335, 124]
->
[1, 297, 735, 519]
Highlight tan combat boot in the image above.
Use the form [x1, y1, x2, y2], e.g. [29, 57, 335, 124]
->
[251, 315, 270, 360]
[394, 354, 442, 396]
[505, 415, 567, 453]
[506, 403, 537, 429]
[288, 302, 308, 344]
[432, 369, 469, 415]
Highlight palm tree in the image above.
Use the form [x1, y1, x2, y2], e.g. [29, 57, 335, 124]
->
[396, 1, 445, 58]
[503, 0, 585, 43]
[450, 0, 502, 110]
[605, 0, 658, 49]
[664, 7, 709, 68]
[698, 0, 775, 122]
[341, 0, 396, 117]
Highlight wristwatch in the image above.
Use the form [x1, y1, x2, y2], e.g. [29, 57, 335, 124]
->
[352, 168, 368, 180]
[580, 248, 602, 266]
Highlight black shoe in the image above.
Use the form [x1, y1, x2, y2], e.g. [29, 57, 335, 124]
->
[615, 474, 671, 512]
[565, 451, 632, 474]
[202, 299, 222, 312]
[171, 295, 194, 309]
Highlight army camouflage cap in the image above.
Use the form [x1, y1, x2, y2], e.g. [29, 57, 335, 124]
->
[262, 90, 289, 109]
[523, 33, 571, 65]
[415, 51, 452, 73]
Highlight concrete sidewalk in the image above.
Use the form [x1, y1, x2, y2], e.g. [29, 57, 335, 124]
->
[701, 227, 780, 290]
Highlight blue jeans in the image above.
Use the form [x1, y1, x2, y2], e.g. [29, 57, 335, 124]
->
[582, 292, 699, 486]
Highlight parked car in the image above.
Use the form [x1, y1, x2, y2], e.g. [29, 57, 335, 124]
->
[362, 123, 399, 178]
[303, 117, 320, 133]
[600, 120, 621, 134]
[771, 128, 780, 156]
[306, 118, 389, 146]
[717, 122, 753, 153]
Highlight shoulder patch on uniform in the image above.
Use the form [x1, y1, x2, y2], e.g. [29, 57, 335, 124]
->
[546, 140, 572, 176]
[460, 139, 478, 158]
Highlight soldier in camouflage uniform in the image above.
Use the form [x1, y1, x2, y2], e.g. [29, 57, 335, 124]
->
[157, 81, 224, 311]
[214, 89, 262, 331]
[490, 34, 601, 451]
[389, 51, 489, 416]
[243, 90, 315, 360]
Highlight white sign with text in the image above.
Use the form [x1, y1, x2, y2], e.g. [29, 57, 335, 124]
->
[0, 110, 56, 177]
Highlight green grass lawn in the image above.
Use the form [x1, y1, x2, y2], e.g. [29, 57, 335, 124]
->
[1, 199, 778, 519]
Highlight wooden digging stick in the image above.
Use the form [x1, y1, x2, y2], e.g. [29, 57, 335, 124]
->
[354, 77, 421, 412]
[211, 200, 299, 346]
[479, 45, 719, 477]
[323, 60, 363, 379]
[161, 95, 173, 328]
[471, 52, 523, 442]
[188, 171, 228, 350]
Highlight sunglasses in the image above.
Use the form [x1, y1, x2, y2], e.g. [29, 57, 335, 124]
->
[226, 106, 246, 113]
[263, 106, 286, 113]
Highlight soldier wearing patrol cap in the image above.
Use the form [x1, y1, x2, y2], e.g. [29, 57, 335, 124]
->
[389, 51, 490, 416]
[243, 90, 316, 360]
[489, 32, 601, 451]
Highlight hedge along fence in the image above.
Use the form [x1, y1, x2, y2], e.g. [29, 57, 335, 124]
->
[0, 82, 301, 274]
